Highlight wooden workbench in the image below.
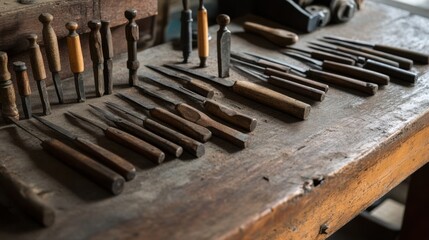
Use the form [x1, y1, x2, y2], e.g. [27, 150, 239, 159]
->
[1, 2, 429, 239]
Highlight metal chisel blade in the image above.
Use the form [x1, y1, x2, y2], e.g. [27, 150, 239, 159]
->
[89, 104, 122, 123]
[21, 96, 32, 119]
[74, 73, 86, 102]
[52, 72, 64, 104]
[33, 115, 77, 141]
[116, 93, 156, 111]
[105, 101, 147, 122]
[245, 52, 308, 74]
[36, 81, 51, 115]
[146, 65, 193, 82]
[164, 64, 235, 87]
[134, 85, 182, 106]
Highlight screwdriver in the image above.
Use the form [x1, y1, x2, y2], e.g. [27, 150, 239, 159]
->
[66, 22, 86, 102]
[9, 117, 125, 195]
[135, 85, 249, 148]
[32, 115, 136, 181]
[0, 52, 19, 122]
[117, 93, 212, 143]
[13, 62, 32, 119]
[88, 20, 104, 97]
[198, 0, 209, 67]
[67, 112, 165, 164]
[106, 101, 205, 157]
[89, 104, 183, 158]
[144, 74, 258, 132]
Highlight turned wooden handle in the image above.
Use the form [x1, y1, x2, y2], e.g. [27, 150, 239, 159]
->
[104, 127, 165, 164]
[243, 21, 298, 46]
[27, 34, 47, 81]
[197, 4, 209, 58]
[150, 107, 212, 142]
[0, 52, 19, 122]
[88, 20, 104, 65]
[66, 22, 84, 73]
[41, 139, 125, 195]
[39, 13, 61, 72]
[144, 118, 205, 157]
[374, 44, 429, 64]
[311, 51, 355, 65]
[176, 103, 249, 148]
[338, 46, 399, 68]
[232, 80, 311, 120]
[101, 20, 114, 59]
[363, 59, 417, 84]
[74, 137, 136, 181]
[265, 68, 329, 92]
[13, 62, 32, 96]
[0, 51, 11, 82]
[203, 99, 257, 132]
[358, 47, 413, 70]
[0, 165, 55, 227]
[184, 80, 215, 99]
[267, 76, 326, 101]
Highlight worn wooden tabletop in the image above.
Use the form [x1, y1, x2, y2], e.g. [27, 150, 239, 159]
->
[1, 2, 429, 239]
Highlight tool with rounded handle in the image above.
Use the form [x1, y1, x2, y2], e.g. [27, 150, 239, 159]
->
[125, 9, 140, 86]
[198, 0, 209, 67]
[0, 52, 19, 122]
[88, 20, 104, 97]
[101, 20, 114, 94]
[13, 62, 32, 119]
[66, 22, 86, 102]
[243, 21, 299, 46]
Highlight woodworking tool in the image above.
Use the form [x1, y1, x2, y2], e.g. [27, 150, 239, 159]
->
[165, 64, 311, 120]
[146, 65, 215, 98]
[106, 102, 205, 157]
[181, 0, 193, 63]
[242, 21, 299, 47]
[66, 22, 86, 102]
[0, 52, 19, 122]
[88, 20, 105, 97]
[39, 13, 64, 104]
[89, 105, 183, 158]
[283, 51, 390, 85]
[324, 35, 429, 64]
[0, 165, 55, 227]
[27, 34, 51, 115]
[101, 20, 114, 94]
[308, 44, 365, 64]
[32, 115, 136, 181]
[125, 9, 140, 86]
[321, 38, 413, 69]
[67, 112, 165, 164]
[231, 51, 290, 72]
[284, 46, 356, 65]
[13, 62, 32, 119]
[9, 117, 125, 195]
[217, 14, 231, 78]
[143, 74, 257, 132]
[198, 0, 209, 67]
[245, 53, 378, 95]
[117, 93, 212, 143]
[135, 85, 249, 148]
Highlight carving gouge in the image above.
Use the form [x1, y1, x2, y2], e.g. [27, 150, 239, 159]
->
[66, 22, 86, 102]
[283, 46, 356, 65]
[324, 35, 429, 64]
[88, 20, 105, 97]
[13, 62, 32, 119]
[242, 21, 299, 47]
[101, 20, 114, 94]
[146, 65, 214, 98]
[32, 115, 136, 181]
[117, 93, 212, 143]
[231, 51, 290, 72]
[165, 64, 311, 120]
[89, 105, 183, 158]
[67, 112, 165, 164]
[135, 85, 249, 148]
[144, 74, 257, 132]
[106, 102, 205, 157]
[321, 38, 413, 70]
[10, 117, 125, 195]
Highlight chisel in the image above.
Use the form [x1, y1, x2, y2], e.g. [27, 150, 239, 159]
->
[88, 20, 104, 97]
[283, 46, 356, 65]
[198, 0, 209, 67]
[66, 22, 86, 102]
[32, 115, 136, 181]
[0, 52, 19, 122]
[13, 62, 32, 119]
[308, 44, 366, 64]
[125, 9, 140, 86]
[181, 0, 193, 63]
[231, 51, 290, 72]
[101, 20, 114, 94]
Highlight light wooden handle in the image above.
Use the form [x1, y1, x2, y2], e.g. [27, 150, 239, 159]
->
[0, 51, 11, 81]
[66, 22, 84, 73]
[0, 51, 19, 122]
[243, 21, 298, 46]
[13, 61, 32, 96]
[74, 137, 136, 181]
[197, 5, 209, 58]
[185, 80, 215, 99]
[232, 80, 311, 120]
[42, 139, 125, 195]
[267, 76, 326, 102]
[374, 44, 429, 64]
[27, 34, 47, 81]
[39, 13, 61, 72]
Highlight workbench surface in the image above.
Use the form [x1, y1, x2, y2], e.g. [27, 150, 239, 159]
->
[1, 2, 429, 239]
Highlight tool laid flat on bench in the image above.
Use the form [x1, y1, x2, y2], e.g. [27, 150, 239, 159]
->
[231, 52, 290, 72]
[33, 115, 136, 181]
[135, 85, 249, 148]
[242, 21, 299, 47]
[308, 44, 366, 65]
[283, 47, 356, 65]
[143, 74, 257, 132]
[165, 64, 311, 120]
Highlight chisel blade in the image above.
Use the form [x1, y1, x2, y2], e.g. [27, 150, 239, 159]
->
[74, 73, 86, 102]
[146, 65, 193, 82]
[52, 72, 64, 104]
[164, 64, 235, 87]
[89, 104, 121, 123]
[33, 115, 77, 141]
[105, 101, 147, 122]
[36, 81, 51, 116]
[116, 93, 155, 111]
[21, 96, 32, 119]
[134, 85, 182, 106]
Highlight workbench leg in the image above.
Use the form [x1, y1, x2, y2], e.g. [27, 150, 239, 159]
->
[399, 163, 429, 240]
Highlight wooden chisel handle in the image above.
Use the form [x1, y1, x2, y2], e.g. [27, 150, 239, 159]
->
[232, 80, 311, 120]
[311, 51, 356, 65]
[197, 0, 209, 67]
[308, 69, 378, 95]
[357, 47, 413, 70]
[66, 22, 84, 74]
[267, 76, 325, 101]
[104, 127, 165, 164]
[150, 107, 212, 142]
[374, 44, 429, 64]
[143, 118, 205, 157]
[338, 46, 399, 68]
[184, 80, 215, 99]
[176, 103, 249, 148]
[73, 137, 136, 181]
[41, 139, 125, 195]
[322, 60, 390, 85]
[363, 59, 417, 84]
[203, 99, 257, 132]
[243, 21, 298, 46]
[0, 165, 55, 227]
[265, 68, 329, 92]
[39, 13, 61, 73]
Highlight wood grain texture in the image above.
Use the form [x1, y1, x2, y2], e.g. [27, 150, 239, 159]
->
[0, 52, 19, 121]
[66, 22, 84, 74]
[243, 21, 299, 47]
[27, 35, 47, 81]
[39, 13, 62, 73]
[184, 80, 215, 99]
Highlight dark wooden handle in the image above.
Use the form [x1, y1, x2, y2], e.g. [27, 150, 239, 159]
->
[13, 62, 32, 96]
[311, 51, 355, 65]
[41, 139, 125, 195]
[185, 80, 215, 99]
[100, 20, 114, 59]
[203, 99, 257, 132]
[74, 137, 136, 181]
[0, 165, 55, 227]
[66, 22, 84, 74]
[104, 127, 165, 164]
[88, 20, 104, 64]
[176, 103, 249, 148]
[243, 21, 298, 46]
[144, 118, 205, 157]
[113, 120, 183, 158]
[267, 76, 326, 101]
[39, 13, 61, 73]
[232, 80, 311, 120]
[265, 68, 329, 92]
[357, 47, 413, 70]
[374, 44, 429, 64]
[0, 52, 19, 122]
[322, 60, 390, 85]
[363, 59, 417, 84]
[257, 59, 290, 72]
[27, 34, 47, 81]
[338, 46, 399, 68]
[308, 69, 378, 95]
[150, 107, 212, 143]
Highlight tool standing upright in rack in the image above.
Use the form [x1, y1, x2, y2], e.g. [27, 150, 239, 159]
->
[88, 20, 105, 97]
[217, 14, 231, 78]
[66, 22, 86, 102]
[125, 9, 140, 86]
[13, 62, 32, 119]
[0, 52, 19, 122]
[101, 20, 114, 95]
[198, 0, 209, 67]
